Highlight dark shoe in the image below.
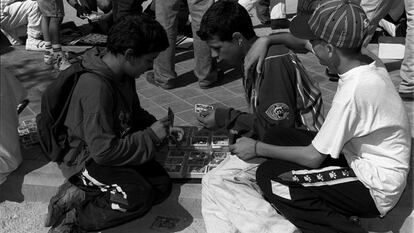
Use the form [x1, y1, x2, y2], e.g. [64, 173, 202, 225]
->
[48, 209, 84, 233]
[270, 19, 290, 30]
[199, 69, 224, 89]
[399, 92, 414, 101]
[146, 71, 176, 90]
[45, 182, 85, 227]
[325, 68, 339, 82]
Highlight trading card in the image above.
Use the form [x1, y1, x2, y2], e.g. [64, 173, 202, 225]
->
[164, 164, 183, 173]
[167, 150, 187, 157]
[168, 107, 174, 126]
[190, 136, 209, 147]
[210, 151, 230, 165]
[164, 157, 185, 165]
[195, 103, 214, 113]
[189, 151, 209, 160]
[169, 127, 189, 147]
[211, 136, 229, 148]
[150, 216, 181, 230]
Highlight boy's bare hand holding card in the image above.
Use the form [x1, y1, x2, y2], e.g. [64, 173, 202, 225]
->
[195, 104, 216, 129]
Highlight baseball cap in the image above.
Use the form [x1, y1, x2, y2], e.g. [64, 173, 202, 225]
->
[290, 0, 369, 48]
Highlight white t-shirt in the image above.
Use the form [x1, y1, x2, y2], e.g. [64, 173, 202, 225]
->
[312, 62, 411, 216]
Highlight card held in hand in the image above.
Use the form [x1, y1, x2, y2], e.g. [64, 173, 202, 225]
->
[195, 103, 214, 113]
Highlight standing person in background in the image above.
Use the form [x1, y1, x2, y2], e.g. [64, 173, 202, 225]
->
[399, 0, 414, 100]
[0, 0, 46, 51]
[37, 0, 71, 70]
[146, 0, 220, 90]
[112, 0, 148, 22]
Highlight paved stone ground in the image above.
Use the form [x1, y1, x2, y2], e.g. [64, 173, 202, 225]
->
[0, 1, 413, 233]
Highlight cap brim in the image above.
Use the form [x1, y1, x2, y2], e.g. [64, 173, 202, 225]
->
[289, 13, 318, 40]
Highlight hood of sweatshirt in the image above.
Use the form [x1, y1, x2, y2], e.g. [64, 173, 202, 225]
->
[80, 46, 121, 83]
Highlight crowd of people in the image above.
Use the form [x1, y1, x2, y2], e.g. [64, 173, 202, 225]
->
[0, 0, 412, 232]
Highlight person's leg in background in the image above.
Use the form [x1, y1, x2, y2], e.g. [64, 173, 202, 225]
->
[187, 0, 219, 89]
[147, 0, 180, 90]
[269, 0, 289, 30]
[112, 0, 145, 22]
[399, 0, 414, 100]
[255, 0, 270, 25]
[0, 0, 45, 50]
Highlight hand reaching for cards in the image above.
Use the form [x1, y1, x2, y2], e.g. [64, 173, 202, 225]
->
[229, 137, 257, 161]
[150, 117, 170, 141]
[197, 109, 216, 129]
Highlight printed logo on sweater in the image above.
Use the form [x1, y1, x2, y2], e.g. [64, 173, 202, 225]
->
[265, 103, 289, 121]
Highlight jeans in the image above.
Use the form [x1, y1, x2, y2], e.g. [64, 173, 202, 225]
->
[1, 0, 42, 44]
[153, 0, 216, 83]
[400, 0, 414, 94]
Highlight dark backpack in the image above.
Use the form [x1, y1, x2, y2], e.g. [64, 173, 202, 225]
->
[36, 62, 114, 162]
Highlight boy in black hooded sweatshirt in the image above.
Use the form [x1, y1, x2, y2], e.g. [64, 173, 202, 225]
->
[44, 15, 183, 232]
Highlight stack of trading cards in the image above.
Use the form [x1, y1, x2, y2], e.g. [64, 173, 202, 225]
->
[206, 151, 231, 172]
[190, 127, 211, 149]
[18, 118, 39, 148]
[211, 129, 230, 149]
[168, 126, 192, 148]
[186, 151, 210, 178]
[163, 150, 187, 178]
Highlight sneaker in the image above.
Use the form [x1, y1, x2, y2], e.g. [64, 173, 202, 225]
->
[25, 37, 47, 51]
[54, 53, 72, 71]
[48, 209, 85, 233]
[146, 71, 177, 90]
[45, 182, 85, 228]
[44, 52, 55, 65]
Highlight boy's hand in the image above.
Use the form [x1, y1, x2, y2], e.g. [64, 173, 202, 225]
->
[229, 137, 257, 161]
[150, 117, 170, 141]
[169, 127, 184, 142]
[196, 109, 216, 129]
[244, 37, 269, 78]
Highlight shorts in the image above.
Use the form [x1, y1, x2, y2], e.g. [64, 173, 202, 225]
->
[37, 0, 64, 17]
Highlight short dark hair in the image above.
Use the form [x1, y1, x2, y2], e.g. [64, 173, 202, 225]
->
[197, 0, 256, 42]
[106, 15, 169, 57]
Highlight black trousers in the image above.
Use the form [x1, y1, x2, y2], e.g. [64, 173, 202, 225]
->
[256, 126, 380, 233]
[70, 159, 172, 231]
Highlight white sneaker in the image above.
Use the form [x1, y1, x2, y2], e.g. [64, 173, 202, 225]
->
[25, 37, 47, 51]
[54, 53, 72, 71]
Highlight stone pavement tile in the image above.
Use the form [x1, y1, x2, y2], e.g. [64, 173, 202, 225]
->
[221, 97, 249, 109]
[206, 88, 240, 102]
[139, 98, 158, 110]
[186, 95, 216, 106]
[151, 92, 182, 105]
[172, 87, 204, 99]
[211, 102, 229, 109]
[176, 109, 199, 126]
[146, 105, 168, 120]
[139, 86, 168, 99]
[226, 84, 245, 96]
[162, 101, 193, 114]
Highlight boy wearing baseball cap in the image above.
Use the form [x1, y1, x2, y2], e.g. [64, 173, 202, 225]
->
[229, 0, 411, 232]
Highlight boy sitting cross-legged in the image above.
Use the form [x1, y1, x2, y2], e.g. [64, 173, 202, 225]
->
[196, 1, 324, 232]
[44, 15, 183, 233]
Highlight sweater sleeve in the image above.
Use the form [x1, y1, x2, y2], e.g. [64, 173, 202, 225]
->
[78, 75, 160, 166]
[215, 107, 256, 137]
